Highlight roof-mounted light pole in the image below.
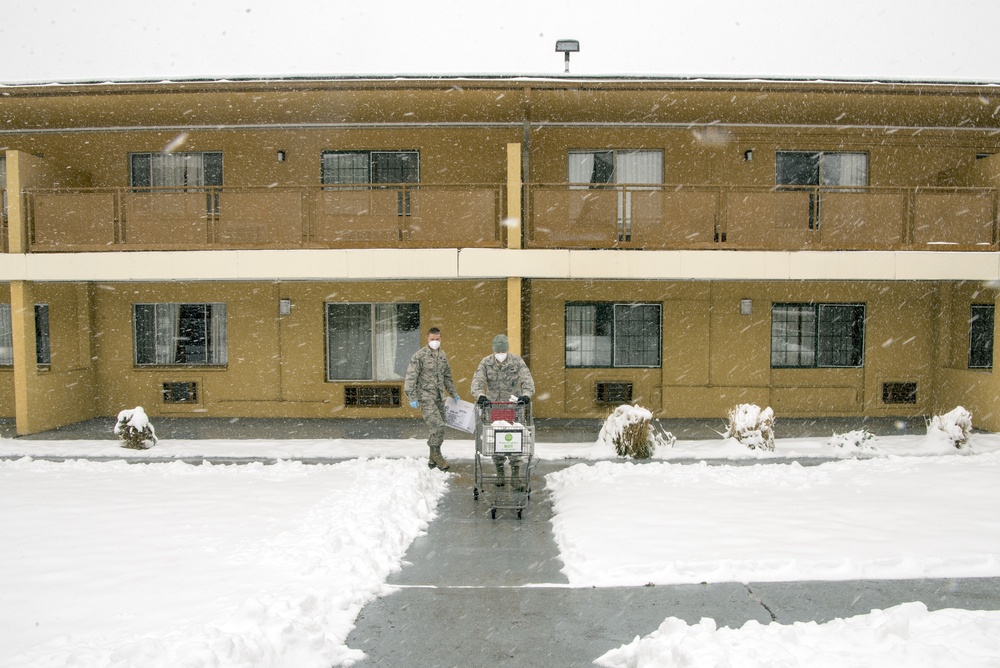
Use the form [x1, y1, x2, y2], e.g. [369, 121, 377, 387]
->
[555, 39, 580, 74]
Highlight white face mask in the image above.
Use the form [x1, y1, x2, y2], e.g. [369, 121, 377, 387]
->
[428, 340, 441, 350]
[494, 353, 507, 362]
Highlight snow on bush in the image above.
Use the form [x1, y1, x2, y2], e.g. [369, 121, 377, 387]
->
[926, 406, 973, 449]
[598, 404, 675, 459]
[114, 406, 157, 450]
[723, 404, 774, 451]
[829, 429, 878, 453]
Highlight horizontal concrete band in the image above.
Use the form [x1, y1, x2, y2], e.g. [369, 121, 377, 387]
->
[0, 248, 998, 282]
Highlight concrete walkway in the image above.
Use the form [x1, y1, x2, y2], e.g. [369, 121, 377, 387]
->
[346, 460, 1000, 667]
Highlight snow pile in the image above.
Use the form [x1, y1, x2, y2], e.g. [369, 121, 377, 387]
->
[0, 457, 448, 668]
[546, 453, 1000, 586]
[829, 429, 878, 453]
[926, 406, 973, 450]
[595, 602, 1000, 668]
[724, 403, 775, 451]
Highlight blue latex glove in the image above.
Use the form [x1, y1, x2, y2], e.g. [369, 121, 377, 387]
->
[409, 400, 419, 409]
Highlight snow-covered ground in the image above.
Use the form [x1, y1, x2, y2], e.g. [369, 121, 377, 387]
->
[2, 422, 1000, 667]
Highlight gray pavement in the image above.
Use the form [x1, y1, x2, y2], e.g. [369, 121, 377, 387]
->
[347, 460, 1000, 668]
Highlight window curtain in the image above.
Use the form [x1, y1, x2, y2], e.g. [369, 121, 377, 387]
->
[209, 304, 227, 365]
[0, 304, 12, 366]
[822, 153, 867, 187]
[568, 152, 596, 189]
[566, 304, 598, 366]
[615, 151, 662, 186]
[374, 303, 400, 380]
[327, 303, 372, 380]
[154, 304, 181, 364]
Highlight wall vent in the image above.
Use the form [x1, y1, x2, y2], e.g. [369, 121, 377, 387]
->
[882, 381, 917, 405]
[345, 385, 401, 407]
[596, 381, 633, 404]
[162, 381, 198, 404]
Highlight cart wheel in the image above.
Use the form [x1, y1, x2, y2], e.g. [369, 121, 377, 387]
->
[517, 509, 522, 520]
[491, 508, 497, 519]
[473, 487, 479, 500]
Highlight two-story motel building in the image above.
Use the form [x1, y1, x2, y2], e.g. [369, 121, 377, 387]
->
[1, 75, 999, 435]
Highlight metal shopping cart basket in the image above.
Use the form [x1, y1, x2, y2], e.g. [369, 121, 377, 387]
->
[473, 400, 535, 519]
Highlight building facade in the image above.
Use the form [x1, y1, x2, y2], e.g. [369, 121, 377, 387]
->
[1, 76, 999, 435]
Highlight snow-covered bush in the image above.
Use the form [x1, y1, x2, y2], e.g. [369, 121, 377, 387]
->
[723, 404, 775, 451]
[114, 406, 157, 450]
[926, 406, 973, 449]
[598, 404, 675, 459]
[829, 429, 878, 453]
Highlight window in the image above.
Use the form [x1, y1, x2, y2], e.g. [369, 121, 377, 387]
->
[776, 151, 868, 188]
[1, 155, 6, 222]
[34, 303, 50, 366]
[326, 303, 421, 381]
[134, 303, 228, 366]
[0, 304, 11, 366]
[568, 150, 663, 188]
[969, 304, 994, 369]
[130, 152, 223, 189]
[565, 302, 661, 368]
[771, 303, 865, 368]
[321, 151, 419, 186]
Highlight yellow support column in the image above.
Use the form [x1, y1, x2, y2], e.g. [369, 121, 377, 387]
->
[506, 143, 522, 250]
[505, 143, 524, 356]
[10, 280, 35, 435]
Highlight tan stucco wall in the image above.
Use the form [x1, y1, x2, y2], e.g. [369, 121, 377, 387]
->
[529, 279, 973, 421]
[90, 280, 508, 420]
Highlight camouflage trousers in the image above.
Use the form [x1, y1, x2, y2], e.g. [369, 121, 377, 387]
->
[419, 395, 447, 448]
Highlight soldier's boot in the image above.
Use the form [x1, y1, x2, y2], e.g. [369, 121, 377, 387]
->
[428, 445, 450, 471]
[494, 461, 506, 487]
[511, 463, 525, 492]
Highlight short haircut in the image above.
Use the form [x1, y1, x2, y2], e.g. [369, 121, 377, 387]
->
[428, 327, 442, 335]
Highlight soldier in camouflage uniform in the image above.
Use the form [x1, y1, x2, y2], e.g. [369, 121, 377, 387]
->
[471, 334, 535, 490]
[404, 327, 459, 470]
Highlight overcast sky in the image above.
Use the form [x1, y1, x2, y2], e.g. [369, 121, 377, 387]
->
[2, 0, 998, 84]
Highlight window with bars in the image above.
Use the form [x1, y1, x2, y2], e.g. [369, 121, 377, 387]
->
[969, 304, 994, 369]
[565, 302, 661, 368]
[771, 303, 865, 368]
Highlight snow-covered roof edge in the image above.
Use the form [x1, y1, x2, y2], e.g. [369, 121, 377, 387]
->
[2, 73, 1000, 90]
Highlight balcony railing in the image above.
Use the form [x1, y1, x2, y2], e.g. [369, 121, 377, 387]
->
[527, 184, 999, 251]
[21, 184, 507, 252]
[16, 183, 1000, 253]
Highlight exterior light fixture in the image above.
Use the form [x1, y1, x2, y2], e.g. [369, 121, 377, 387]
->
[740, 299, 753, 315]
[555, 39, 580, 73]
[279, 298, 292, 316]
[276, 150, 287, 162]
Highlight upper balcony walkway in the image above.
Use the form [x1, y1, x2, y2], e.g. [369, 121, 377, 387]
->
[9, 183, 997, 254]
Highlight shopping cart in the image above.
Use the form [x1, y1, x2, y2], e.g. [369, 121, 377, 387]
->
[473, 400, 535, 519]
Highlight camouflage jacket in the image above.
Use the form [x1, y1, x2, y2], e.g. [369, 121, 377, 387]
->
[471, 354, 535, 402]
[403, 346, 457, 401]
